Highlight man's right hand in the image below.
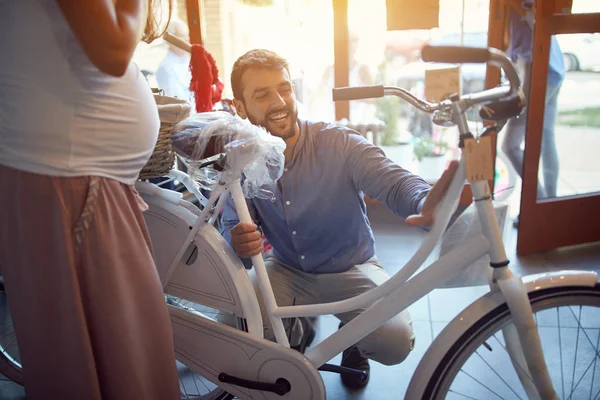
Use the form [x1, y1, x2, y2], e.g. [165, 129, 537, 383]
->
[231, 222, 263, 258]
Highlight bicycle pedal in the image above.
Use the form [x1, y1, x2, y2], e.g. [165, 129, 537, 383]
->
[318, 363, 368, 380]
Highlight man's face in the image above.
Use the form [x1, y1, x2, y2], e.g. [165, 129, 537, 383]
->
[234, 67, 299, 140]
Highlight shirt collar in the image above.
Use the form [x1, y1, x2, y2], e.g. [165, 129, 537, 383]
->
[286, 119, 308, 169]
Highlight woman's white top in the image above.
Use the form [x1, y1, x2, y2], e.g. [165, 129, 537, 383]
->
[0, 0, 159, 185]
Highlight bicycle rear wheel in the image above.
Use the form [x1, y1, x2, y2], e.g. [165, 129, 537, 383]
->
[424, 284, 600, 399]
[0, 282, 23, 385]
[167, 296, 247, 400]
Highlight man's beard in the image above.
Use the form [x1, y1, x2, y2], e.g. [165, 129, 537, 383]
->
[247, 104, 298, 140]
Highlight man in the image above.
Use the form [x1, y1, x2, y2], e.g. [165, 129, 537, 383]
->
[221, 49, 457, 390]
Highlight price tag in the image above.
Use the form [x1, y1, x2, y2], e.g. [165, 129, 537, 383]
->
[425, 66, 460, 102]
[464, 136, 494, 183]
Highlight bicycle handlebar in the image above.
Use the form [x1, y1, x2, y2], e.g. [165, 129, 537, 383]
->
[332, 46, 521, 115]
[421, 45, 490, 64]
[331, 85, 385, 101]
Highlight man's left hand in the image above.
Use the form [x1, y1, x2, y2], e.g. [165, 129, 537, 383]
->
[405, 161, 459, 228]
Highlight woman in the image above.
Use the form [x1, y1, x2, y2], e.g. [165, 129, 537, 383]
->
[0, 1, 180, 399]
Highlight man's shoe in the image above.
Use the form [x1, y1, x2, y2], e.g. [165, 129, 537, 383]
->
[290, 317, 316, 354]
[339, 323, 370, 390]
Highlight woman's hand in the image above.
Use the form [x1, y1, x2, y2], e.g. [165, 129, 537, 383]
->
[56, 0, 147, 77]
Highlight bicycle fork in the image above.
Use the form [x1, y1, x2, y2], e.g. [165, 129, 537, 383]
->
[471, 180, 559, 399]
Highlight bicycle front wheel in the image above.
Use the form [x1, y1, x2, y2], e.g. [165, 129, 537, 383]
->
[425, 284, 600, 399]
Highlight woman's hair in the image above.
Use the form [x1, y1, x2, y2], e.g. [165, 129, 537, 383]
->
[142, 0, 173, 43]
[230, 49, 290, 101]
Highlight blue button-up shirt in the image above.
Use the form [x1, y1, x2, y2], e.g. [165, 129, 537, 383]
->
[221, 120, 431, 274]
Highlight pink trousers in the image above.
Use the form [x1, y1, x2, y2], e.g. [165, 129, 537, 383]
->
[0, 165, 179, 400]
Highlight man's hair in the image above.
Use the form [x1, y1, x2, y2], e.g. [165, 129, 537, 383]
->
[230, 49, 290, 101]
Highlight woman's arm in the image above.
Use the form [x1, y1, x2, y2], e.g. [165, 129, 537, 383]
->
[56, 0, 147, 77]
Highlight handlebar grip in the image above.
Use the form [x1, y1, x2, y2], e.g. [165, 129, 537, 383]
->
[332, 86, 384, 101]
[421, 45, 491, 64]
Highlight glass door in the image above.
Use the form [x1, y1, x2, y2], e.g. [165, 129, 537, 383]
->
[517, 0, 600, 254]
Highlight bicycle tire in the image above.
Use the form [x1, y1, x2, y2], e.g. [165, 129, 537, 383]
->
[0, 287, 24, 385]
[167, 296, 247, 400]
[424, 283, 600, 399]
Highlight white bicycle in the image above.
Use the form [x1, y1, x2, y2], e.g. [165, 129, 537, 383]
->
[1, 45, 599, 400]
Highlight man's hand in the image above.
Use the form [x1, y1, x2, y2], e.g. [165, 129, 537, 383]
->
[231, 222, 263, 258]
[405, 161, 459, 228]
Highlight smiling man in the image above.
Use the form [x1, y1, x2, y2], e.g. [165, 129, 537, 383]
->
[221, 49, 457, 390]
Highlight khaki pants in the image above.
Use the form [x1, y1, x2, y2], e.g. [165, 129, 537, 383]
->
[253, 256, 415, 366]
[0, 165, 179, 400]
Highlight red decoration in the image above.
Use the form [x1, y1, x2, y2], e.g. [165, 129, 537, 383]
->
[189, 44, 224, 113]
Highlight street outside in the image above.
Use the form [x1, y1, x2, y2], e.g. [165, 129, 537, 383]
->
[394, 69, 600, 216]
[534, 70, 600, 199]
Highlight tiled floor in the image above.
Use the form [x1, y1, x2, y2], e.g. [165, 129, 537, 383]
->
[1, 202, 599, 399]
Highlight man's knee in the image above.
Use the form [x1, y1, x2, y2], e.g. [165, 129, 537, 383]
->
[366, 320, 415, 366]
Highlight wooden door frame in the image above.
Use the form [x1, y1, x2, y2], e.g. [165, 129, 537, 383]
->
[185, 0, 204, 45]
[518, 1, 600, 254]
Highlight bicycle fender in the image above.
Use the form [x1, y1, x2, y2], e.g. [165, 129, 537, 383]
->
[141, 193, 264, 337]
[405, 270, 598, 399]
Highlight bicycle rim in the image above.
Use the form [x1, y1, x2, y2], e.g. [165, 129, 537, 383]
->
[167, 296, 245, 400]
[0, 289, 23, 385]
[426, 284, 600, 399]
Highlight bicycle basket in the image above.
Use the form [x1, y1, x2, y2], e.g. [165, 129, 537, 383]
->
[138, 90, 192, 180]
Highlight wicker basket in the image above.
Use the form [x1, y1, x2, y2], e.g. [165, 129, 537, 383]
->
[139, 92, 192, 179]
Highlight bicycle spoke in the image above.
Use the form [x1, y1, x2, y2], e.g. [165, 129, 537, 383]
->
[473, 349, 524, 400]
[567, 306, 600, 359]
[560, 304, 600, 400]
[458, 369, 507, 400]
[447, 390, 480, 399]
[562, 305, 600, 400]
[0, 323, 15, 343]
[491, 334, 535, 385]
[570, 306, 583, 398]
[567, 353, 600, 400]
[558, 307, 566, 400]
[589, 328, 600, 400]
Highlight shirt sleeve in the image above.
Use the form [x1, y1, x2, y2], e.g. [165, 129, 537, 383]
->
[220, 193, 257, 269]
[344, 132, 431, 218]
[155, 64, 186, 100]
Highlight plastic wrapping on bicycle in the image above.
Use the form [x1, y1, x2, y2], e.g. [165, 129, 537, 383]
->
[421, 45, 491, 64]
[170, 111, 286, 199]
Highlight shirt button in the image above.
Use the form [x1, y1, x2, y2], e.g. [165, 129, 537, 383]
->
[284, 168, 288, 172]
[300, 255, 305, 260]
[285, 201, 291, 206]
[292, 231, 297, 235]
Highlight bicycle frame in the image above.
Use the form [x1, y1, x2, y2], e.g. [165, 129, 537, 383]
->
[154, 46, 560, 398]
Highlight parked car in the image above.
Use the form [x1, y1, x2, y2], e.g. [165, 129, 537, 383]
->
[557, 33, 600, 72]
